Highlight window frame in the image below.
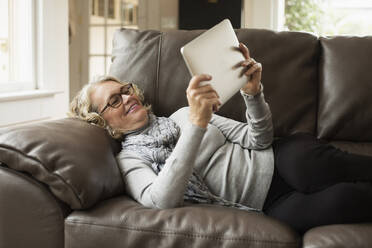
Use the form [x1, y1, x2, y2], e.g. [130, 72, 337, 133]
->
[0, 0, 38, 93]
[282, 0, 372, 36]
[89, 0, 139, 81]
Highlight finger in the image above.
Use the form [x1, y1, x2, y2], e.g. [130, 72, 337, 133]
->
[196, 92, 219, 101]
[241, 58, 255, 67]
[212, 104, 218, 112]
[245, 63, 262, 76]
[213, 100, 222, 112]
[233, 58, 254, 70]
[244, 63, 262, 77]
[239, 42, 250, 59]
[196, 84, 218, 95]
[188, 85, 219, 98]
[188, 74, 212, 90]
[202, 98, 222, 111]
[239, 59, 256, 77]
[195, 92, 219, 101]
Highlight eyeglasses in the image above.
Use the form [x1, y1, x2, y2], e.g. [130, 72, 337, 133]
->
[99, 83, 134, 115]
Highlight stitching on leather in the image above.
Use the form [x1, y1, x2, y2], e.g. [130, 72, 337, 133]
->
[315, 37, 321, 136]
[155, 33, 162, 112]
[0, 144, 83, 208]
[65, 221, 299, 246]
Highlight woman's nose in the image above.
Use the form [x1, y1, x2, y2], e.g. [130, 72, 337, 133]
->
[122, 94, 132, 105]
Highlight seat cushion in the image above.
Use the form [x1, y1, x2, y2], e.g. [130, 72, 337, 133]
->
[0, 118, 124, 209]
[330, 141, 372, 157]
[303, 224, 372, 248]
[65, 196, 300, 248]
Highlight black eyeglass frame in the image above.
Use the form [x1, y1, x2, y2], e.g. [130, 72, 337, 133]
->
[99, 83, 134, 115]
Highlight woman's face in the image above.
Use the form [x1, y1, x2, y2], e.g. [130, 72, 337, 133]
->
[91, 81, 149, 132]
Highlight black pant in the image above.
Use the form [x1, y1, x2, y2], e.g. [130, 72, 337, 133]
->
[263, 132, 372, 234]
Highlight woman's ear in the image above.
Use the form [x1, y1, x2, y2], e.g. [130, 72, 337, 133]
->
[86, 112, 106, 127]
[106, 125, 124, 140]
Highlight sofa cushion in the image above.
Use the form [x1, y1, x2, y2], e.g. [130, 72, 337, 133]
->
[0, 166, 66, 248]
[110, 28, 320, 137]
[318, 36, 372, 141]
[0, 118, 124, 209]
[65, 196, 300, 248]
[303, 224, 372, 248]
[330, 141, 372, 157]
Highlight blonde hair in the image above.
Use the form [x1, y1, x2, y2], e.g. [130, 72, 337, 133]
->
[68, 75, 151, 139]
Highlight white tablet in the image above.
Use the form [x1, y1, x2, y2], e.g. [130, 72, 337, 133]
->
[180, 19, 247, 105]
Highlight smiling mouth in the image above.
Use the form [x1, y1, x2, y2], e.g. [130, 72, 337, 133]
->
[126, 102, 139, 114]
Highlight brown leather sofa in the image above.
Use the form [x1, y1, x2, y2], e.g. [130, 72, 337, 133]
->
[1, 27, 372, 248]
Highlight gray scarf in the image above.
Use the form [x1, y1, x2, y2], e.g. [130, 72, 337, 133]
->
[122, 114, 259, 212]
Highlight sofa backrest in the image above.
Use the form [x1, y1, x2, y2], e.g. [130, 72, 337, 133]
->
[318, 36, 372, 141]
[110, 28, 320, 138]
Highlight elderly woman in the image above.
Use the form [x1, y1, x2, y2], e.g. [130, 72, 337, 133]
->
[70, 43, 372, 234]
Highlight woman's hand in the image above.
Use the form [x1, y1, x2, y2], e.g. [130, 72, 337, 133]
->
[238, 42, 262, 95]
[186, 74, 221, 128]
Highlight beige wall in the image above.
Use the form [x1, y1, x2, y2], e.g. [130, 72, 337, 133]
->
[160, 0, 178, 30]
[69, 0, 89, 101]
[139, 0, 178, 31]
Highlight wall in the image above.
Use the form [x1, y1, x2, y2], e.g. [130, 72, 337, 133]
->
[69, 0, 89, 101]
[139, 0, 178, 31]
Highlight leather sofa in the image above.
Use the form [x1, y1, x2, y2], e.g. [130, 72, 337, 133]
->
[1, 27, 372, 248]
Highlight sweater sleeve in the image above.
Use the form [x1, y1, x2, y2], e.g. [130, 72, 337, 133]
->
[116, 122, 206, 209]
[209, 83, 273, 150]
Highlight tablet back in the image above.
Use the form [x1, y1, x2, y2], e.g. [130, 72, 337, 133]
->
[180, 19, 246, 105]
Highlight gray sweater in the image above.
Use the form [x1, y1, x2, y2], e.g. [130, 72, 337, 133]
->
[116, 87, 274, 210]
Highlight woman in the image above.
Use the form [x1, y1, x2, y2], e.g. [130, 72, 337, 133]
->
[69, 42, 372, 234]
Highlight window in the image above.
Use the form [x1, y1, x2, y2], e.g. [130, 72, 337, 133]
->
[284, 0, 372, 36]
[89, 0, 138, 81]
[0, 0, 36, 92]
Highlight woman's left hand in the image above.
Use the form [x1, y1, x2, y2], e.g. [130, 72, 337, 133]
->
[238, 42, 262, 95]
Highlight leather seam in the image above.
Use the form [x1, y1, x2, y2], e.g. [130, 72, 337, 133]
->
[0, 144, 83, 208]
[155, 33, 162, 112]
[65, 221, 299, 246]
[315, 37, 321, 137]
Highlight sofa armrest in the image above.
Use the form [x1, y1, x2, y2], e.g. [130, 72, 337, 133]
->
[0, 118, 124, 209]
[0, 165, 70, 248]
[303, 224, 372, 248]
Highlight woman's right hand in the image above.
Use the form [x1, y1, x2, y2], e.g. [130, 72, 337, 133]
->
[186, 74, 221, 128]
